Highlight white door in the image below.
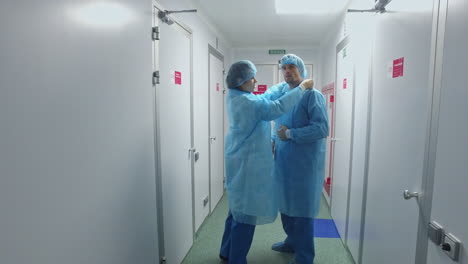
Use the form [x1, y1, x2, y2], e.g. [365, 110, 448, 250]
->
[361, 1, 435, 263]
[427, 0, 468, 263]
[154, 6, 193, 264]
[330, 38, 354, 244]
[209, 53, 224, 211]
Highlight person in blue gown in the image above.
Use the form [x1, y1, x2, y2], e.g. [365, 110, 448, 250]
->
[271, 54, 329, 264]
[220, 60, 314, 264]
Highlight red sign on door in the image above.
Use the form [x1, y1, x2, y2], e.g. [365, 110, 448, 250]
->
[343, 78, 347, 89]
[216, 83, 220, 91]
[175, 71, 182, 85]
[330, 95, 335, 103]
[393, 57, 404, 78]
[257, 85, 267, 92]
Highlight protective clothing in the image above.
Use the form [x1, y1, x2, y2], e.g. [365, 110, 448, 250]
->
[280, 54, 307, 79]
[225, 82, 305, 225]
[271, 241, 295, 253]
[220, 211, 256, 264]
[273, 88, 329, 218]
[279, 214, 315, 264]
[226, 60, 257, 89]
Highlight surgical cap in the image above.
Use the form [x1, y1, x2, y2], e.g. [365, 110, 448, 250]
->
[226, 60, 257, 89]
[280, 54, 307, 79]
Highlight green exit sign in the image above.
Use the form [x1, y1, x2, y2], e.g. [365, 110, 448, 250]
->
[269, 49, 286, 55]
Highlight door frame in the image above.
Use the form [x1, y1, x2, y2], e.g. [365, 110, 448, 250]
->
[415, 0, 448, 262]
[330, 35, 357, 246]
[207, 44, 224, 213]
[152, 1, 195, 261]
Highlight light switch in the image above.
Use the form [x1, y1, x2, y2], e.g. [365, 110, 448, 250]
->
[428, 221, 444, 245]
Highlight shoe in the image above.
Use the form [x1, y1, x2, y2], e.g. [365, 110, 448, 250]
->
[219, 254, 228, 262]
[271, 241, 295, 253]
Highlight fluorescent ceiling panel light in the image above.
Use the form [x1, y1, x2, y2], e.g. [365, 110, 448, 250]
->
[70, 2, 134, 27]
[275, 0, 348, 14]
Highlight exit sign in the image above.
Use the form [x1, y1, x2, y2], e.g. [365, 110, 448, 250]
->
[269, 49, 286, 55]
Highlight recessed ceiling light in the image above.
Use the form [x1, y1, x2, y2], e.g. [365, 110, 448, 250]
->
[70, 2, 134, 27]
[275, 0, 348, 14]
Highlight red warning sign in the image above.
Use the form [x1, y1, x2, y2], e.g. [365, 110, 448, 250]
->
[258, 85, 267, 92]
[175, 71, 182, 85]
[216, 83, 220, 91]
[393, 57, 404, 78]
[330, 95, 335, 103]
[343, 78, 347, 89]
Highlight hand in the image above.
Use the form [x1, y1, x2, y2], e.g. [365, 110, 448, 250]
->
[277, 125, 289, 141]
[299, 79, 314, 90]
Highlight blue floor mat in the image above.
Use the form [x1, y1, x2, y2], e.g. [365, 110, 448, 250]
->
[314, 219, 340, 238]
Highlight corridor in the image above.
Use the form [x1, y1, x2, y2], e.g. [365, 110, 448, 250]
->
[1, 0, 468, 264]
[181, 194, 354, 264]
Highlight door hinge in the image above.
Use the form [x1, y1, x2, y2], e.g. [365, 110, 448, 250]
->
[152, 26, 160, 40]
[160, 256, 166, 264]
[153, 71, 160, 85]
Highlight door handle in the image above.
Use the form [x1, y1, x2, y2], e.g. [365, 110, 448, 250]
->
[403, 190, 419, 200]
[188, 148, 196, 159]
[331, 138, 340, 142]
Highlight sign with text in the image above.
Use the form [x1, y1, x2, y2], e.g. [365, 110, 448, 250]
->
[393, 57, 404, 78]
[175, 71, 182, 85]
[269, 49, 286, 55]
[257, 85, 267, 92]
[343, 78, 347, 89]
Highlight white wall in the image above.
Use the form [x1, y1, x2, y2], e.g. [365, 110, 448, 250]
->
[317, 10, 348, 89]
[427, 0, 468, 263]
[343, 13, 375, 262]
[317, 5, 375, 261]
[156, 0, 233, 232]
[233, 47, 320, 81]
[0, 1, 158, 263]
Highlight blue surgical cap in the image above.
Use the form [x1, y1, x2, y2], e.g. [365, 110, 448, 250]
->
[280, 54, 307, 79]
[226, 60, 257, 89]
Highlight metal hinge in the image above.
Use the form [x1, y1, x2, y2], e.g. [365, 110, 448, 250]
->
[153, 71, 160, 85]
[152, 26, 160, 40]
[160, 256, 166, 264]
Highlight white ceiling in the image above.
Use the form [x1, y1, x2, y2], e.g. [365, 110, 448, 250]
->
[191, 0, 350, 48]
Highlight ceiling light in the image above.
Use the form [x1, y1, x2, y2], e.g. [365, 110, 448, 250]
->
[70, 2, 134, 28]
[275, 0, 349, 14]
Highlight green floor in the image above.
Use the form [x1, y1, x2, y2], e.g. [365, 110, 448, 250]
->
[181, 194, 355, 264]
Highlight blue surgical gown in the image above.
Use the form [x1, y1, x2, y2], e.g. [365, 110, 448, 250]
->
[225, 83, 303, 225]
[273, 87, 329, 218]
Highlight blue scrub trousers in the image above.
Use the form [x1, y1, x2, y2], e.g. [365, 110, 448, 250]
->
[220, 211, 256, 264]
[281, 213, 315, 264]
